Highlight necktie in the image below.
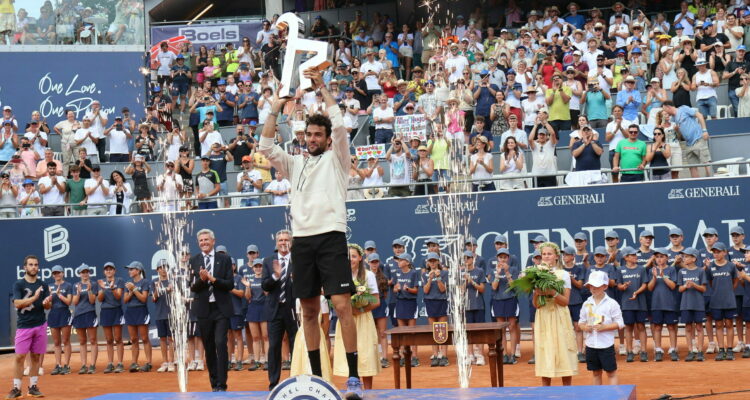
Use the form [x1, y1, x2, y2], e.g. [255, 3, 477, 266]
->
[279, 258, 287, 303]
[205, 255, 215, 302]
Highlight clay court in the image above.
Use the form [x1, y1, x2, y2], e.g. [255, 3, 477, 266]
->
[2, 338, 749, 400]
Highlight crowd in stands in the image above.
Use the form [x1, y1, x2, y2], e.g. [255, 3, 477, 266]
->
[0, 0, 144, 45]
[4, 1, 750, 216]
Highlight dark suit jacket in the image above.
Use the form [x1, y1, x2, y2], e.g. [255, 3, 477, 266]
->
[261, 254, 295, 321]
[190, 251, 234, 319]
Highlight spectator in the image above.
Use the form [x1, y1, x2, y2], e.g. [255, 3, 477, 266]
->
[16, 179, 41, 217]
[155, 42, 176, 88]
[251, 149, 272, 196]
[677, 37, 698, 79]
[214, 79, 236, 126]
[361, 155, 385, 197]
[385, 136, 412, 197]
[411, 144, 435, 196]
[257, 87, 273, 125]
[393, 80, 416, 116]
[361, 50, 384, 97]
[498, 136, 525, 190]
[37, 161, 66, 216]
[125, 155, 152, 213]
[342, 88, 361, 139]
[545, 74, 572, 134]
[228, 124, 254, 165]
[528, 112, 558, 187]
[84, 166, 110, 215]
[606, 105, 629, 183]
[134, 124, 156, 162]
[417, 80, 443, 132]
[692, 59, 720, 119]
[24, 121, 47, 159]
[0, 171, 18, 218]
[73, 117, 98, 162]
[65, 165, 86, 216]
[237, 83, 260, 125]
[467, 116, 493, 154]
[53, 110, 79, 169]
[103, 116, 132, 163]
[72, 148, 93, 180]
[166, 126, 187, 163]
[449, 77, 474, 130]
[236, 155, 262, 207]
[397, 25, 414, 79]
[645, 128, 672, 180]
[1, 105, 18, 133]
[671, 68, 693, 108]
[644, 78, 668, 119]
[736, 73, 750, 117]
[35, 148, 61, 179]
[443, 97, 465, 146]
[207, 142, 233, 208]
[155, 161, 183, 212]
[724, 46, 749, 116]
[198, 112, 224, 157]
[195, 156, 220, 210]
[85, 101, 107, 162]
[616, 76, 642, 125]
[500, 114, 529, 150]
[472, 70, 500, 120]
[469, 136, 494, 192]
[445, 43, 469, 84]
[427, 123, 451, 192]
[613, 124, 647, 182]
[170, 55, 192, 113]
[372, 95, 395, 144]
[18, 138, 39, 179]
[489, 91, 510, 141]
[628, 47, 648, 92]
[264, 171, 290, 206]
[563, 67, 583, 127]
[661, 101, 712, 178]
[571, 125, 603, 172]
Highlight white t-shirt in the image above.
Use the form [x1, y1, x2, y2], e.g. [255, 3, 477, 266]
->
[361, 270, 379, 295]
[608, 24, 630, 48]
[398, 33, 414, 49]
[156, 173, 183, 201]
[256, 29, 274, 47]
[531, 140, 557, 174]
[74, 128, 99, 156]
[445, 55, 470, 83]
[84, 110, 107, 138]
[500, 128, 530, 148]
[373, 107, 394, 129]
[24, 131, 48, 158]
[342, 98, 361, 129]
[85, 178, 110, 205]
[108, 129, 130, 154]
[157, 50, 177, 76]
[588, 68, 613, 93]
[582, 49, 603, 71]
[521, 97, 545, 126]
[200, 130, 224, 156]
[37, 175, 66, 204]
[361, 61, 383, 90]
[237, 169, 262, 194]
[605, 120, 627, 151]
[167, 134, 183, 162]
[266, 178, 291, 205]
[16, 190, 41, 217]
[470, 152, 493, 183]
[543, 18, 563, 41]
[673, 12, 695, 36]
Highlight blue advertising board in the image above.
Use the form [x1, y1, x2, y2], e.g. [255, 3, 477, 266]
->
[150, 21, 264, 49]
[2, 177, 748, 347]
[0, 52, 146, 125]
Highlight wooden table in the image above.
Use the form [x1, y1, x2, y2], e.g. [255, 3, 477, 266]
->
[386, 322, 509, 389]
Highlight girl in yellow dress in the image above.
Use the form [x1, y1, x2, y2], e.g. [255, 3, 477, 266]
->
[533, 242, 579, 386]
[333, 244, 382, 389]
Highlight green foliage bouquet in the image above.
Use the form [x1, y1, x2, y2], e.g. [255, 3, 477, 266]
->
[507, 263, 564, 306]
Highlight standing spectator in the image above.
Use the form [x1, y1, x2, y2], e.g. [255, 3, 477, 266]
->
[606, 105, 628, 183]
[156, 41, 176, 88]
[84, 166, 110, 215]
[125, 155, 152, 213]
[427, 123, 451, 192]
[563, 67, 583, 127]
[0, 171, 17, 218]
[644, 79, 668, 119]
[417, 80, 443, 133]
[65, 165, 86, 216]
[35, 148, 61, 179]
[571, 126, 603, 172]
[73, 117, 98, 163]
[208, 143, 233, 208]
[445, 43, 469, 83]
[521, 87, 545, 133]
[166, 126, 187, 163]
[469, 136, 494, 192]
[171, 54, 192, 113]
[529, 114, 558, 188]
[228, 124, 254, 166]
[237, 84, 259, 125]
[489, 92, 510, 141]
[393, 80, 416, 116]
[498, 137, 525, 190]
[264, 171, 290, 205]
[411, 145, 434, 196]
[134, 124, 156, 161]
[236, 155, 262, 207]
[546, 74, 572, 135]
[613, 125, 647, 182]
[53, 111, 79, 170]
[646, 128, 672, 180]
[500, 114, 529, 150]
[85, 101, 108, 163]
[671, 68, 693, 108]
[17, 138, 38, 179]
[473, 71, 500, 121]
[342, 88, 361, 140]
[361, 50, 384, 97]
[385, 137, 411, 197]
[661, 101, 712, 178]
[16, 179, 41, 217]
[736, 73, 750, 117]
[24, 121, 47, 160]
[214, 80, 237, 127]
[155, 161, 183, 211]
[195, 156, 220, 210]
[691, 59, 720, 120]
[37, 162, 66, 216]
[103, 117, 132, 162]
[199, 112, 224, 157]
[581, 78, 611, 130]
[616, 76, 642, 125]
[108, 170, 132, 215]
[380, 32, 400, 78]
[724, 46, 749, 116]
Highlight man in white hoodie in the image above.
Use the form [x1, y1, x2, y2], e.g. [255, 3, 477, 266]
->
[259, 69, 363, 400]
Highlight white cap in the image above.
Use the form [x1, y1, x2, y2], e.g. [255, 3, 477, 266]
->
[585, 270, 609, 288]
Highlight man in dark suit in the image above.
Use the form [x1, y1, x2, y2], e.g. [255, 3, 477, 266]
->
[190, 228, 234, 392]
[261, 229, 297, 391]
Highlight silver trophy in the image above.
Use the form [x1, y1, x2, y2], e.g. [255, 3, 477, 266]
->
[276, 12, 332, 98]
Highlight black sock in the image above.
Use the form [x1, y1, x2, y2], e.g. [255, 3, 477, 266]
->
[307, 349, 322, 377]
[346, 351, 359, 378]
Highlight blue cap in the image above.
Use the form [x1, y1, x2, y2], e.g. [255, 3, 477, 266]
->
[392, 238, 406, 247]
[669, 227, 684, 236]
[368, 253, 380, 262]
[426, 237, 439, 245]
[176, 54, 185, 59]
[463, 250, 474, 258]
[632, 47, 642, 54]
[621, 246, 637, 256]
[594, 246, 608, 256]
[506, 68, 516, 76]
[703, 227, 719, 237]
[246, 244, 259, 253]
[494, 234, 508, 243]
[249, 120, 258, 126]
[127, 261, 144, 271]
[675, 23, 684, 29]
[344, 87, 354, 92]
[479, 69, 489, 76]
[465, 236, 477, 245]
[680, 247, 700, 257]
[426, 252, 440, 261]
[653, 247, 669, 255]
[616, 49, 626, 55]
[395, 253, 413, 264]
[532, 250, 541, 258]
[216, 245, 228, 253]
[217, 79, 227, 85]
[103, 261, 115, 269]
[573, 232, 588, 241]
[532, 234, 547, 243]
[703, 21, 713, 29]
[153, 85, 161, 92]
[639, 230, 654, 238]
[22, 178, 34, 186]
[114, 116, 123, 120]
[562, 246, 576, 255]
[605, 230, 619, 239]
[745, 10, 750, 17]
[51, 265, 64, 273]
[496, 248, 510, 256]
[76, 263, 92, 274]
[364, 240, 377, 250]
[739, 45, 748, 51]
[711, 242, 728, 252]
[730, 226, 745, 235]
[253, 259, 263, 266]
[516, 45, 526, 51]
[425, 80, 435, 86]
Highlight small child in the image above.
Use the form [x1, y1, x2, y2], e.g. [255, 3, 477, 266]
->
[580, 270, 625, 385]
[616, 246, 648, 363]
[707, 242, 739, 361]
[677, 247, 708, 362]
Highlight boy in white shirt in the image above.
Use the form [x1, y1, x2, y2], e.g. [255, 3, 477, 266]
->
[579, 270, 625, 385]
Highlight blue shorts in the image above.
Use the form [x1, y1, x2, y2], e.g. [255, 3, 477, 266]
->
[528, 297, 536, 323]
[230, 315, 244, 331]
[173, 81, 189, 95]
[188, 321, 201, 337]
[586, 345, 617, 372]
[124, 306, 150, 326]
[424, 299, 448, 318]
[568, 303, 582, 323]
[156, 319, 172, 338]
[395, 299, 417, 320]
[99, 307, 124, 327]
[433, 169, 452, 182]
[72, 311, 98, 329]
[622, 310, 648, 325]
[491, 298, 519, 319]
[710, 308, 738, 321]
[736, 296, 744, 320]
[372, 298, 388, 319]
[704, 296, 712, 314]
[680, 310, 706, 324]
[388, 303, 398, 326]
[198, 201, 218, 209]
[47, 308, 72, 329]
[742, 308, 750, 321]
[696, 96, 717, 118]
[219, 181, 228, 196]
[465, 309, 485, 323]
[245, 302, 266, 323]
[651, 310, 679, 325]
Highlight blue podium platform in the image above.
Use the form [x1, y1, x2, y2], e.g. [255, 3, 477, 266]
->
[87, 385, 636, 400]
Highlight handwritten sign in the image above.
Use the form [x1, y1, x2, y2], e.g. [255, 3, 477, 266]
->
[394, 114, 427, 141]
[355, 144, 387, 160]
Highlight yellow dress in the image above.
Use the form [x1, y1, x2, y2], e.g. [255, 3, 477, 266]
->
[290, 300, 333, 382]
[534, 269, 579, 378]
[333, 310, 381, 377]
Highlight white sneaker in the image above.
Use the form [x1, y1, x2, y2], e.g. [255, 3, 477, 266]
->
[167, 363, 175, 372]
[732, 342, 745, 353]
[38, 367, 44, 376]
[157, 363, 169, 372]
[187, 361, 196, 371]
[706, 342, 717, 354]
[23, 366, 29, 376]
[633, 341, 641, 354]
[475, 354, 486, 366]
[619, 344, 627, 356]
[515, 344, 521, 358]
[242, 357, 253, 365]
[196, 360, 205, 371]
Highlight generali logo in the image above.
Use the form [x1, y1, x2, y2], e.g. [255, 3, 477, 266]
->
[668, 185, 740, 200]
[537, 193, 606, 207]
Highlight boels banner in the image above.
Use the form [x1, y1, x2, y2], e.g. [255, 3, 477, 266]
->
[2, 177, 748, 347]
[150, 21, 264, 50]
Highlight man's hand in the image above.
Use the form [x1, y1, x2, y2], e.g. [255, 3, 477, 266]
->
[303, 67, 325, 90]
[199, 268, 211, 282]
[272, 259, 282, 279]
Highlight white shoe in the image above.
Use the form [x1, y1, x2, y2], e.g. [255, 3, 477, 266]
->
[706, 342, 717, 354]
[515, 344, 521, 358]
[38, 367, 43, 376]
[619, 344, 627, 356]
[242, 357, 253, 365]
[23, 367, 29, 376]
[157, 363, 169, 372]
[187, 361, 196, 371]
[475, 354, 486, 366]
[633, 341, 641, 354]
[196, 360, 205, 371]
[167, 363, 175, 372]
[469, 355, 476, 365]
[732, 342, 745, 353]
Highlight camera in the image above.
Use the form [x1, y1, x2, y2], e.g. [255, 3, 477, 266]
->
[22, 143, 30, 148]
[116, 124, 123, 130]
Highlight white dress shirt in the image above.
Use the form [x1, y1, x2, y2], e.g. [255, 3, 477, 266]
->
[579, 294, 625, 349]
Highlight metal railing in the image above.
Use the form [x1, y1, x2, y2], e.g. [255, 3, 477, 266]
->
[1, 201, 123, 218]
[127, 191, 272, 214]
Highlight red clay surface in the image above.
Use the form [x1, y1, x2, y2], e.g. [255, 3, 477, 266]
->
[1, 338, 748, 400]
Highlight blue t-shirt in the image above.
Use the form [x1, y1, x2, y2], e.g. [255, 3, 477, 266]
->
[395, 268, 419, 300]
[489, 266, 520, 301]
[667, 247, 684, 266]
[380, 41, 400, 68]
[232, 275, 246, 316]
[385, 257, 402, 304]
[584, 90, 608, 121]
[618, 265, 648, 311]
[475, 84, 501, 117]
[707, 261, 738, 310]
[247, 275, 266, 303]
[585, 264, 620, 298]
[171, 64, 191, 84]
[214, 91, 236, 122]
[649, 266, 678, 312]
[238, 92, 260, 119]
[14, 279, 50, 329]
[572, 140, 602, 171]
[743, 265, 750, 307]
[563, 265, 584, 305]
[636, 249, 654, 267]
[152, 278, 171, 320]
[673, 106, 703, 146]
[421, 269, 449, 300]
[678, 267, 708, 311]
[574, 253, 594, 270]
[49, 281, 74, 310]
[699, 248, 715, 298]
[393, 92, 417, 115]
[100, 277, 125, 309]
[125, 278, 150, 309]
[728, 246, 747, 296]
[74, 281, 99, 316]
[615, 89, 642, 121]
[490, 253, 521, 270]
[564, 14, 586, 29]
[465, 267, 487, 310]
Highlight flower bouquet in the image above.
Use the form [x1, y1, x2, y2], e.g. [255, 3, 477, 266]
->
[351, 279, 378, 309]
[507, 263, 564, 306]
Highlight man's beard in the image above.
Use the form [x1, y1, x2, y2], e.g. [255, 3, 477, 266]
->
[308, 144, 326, 156]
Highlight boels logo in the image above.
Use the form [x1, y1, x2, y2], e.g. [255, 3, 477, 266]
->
[179, 25, 239, 43]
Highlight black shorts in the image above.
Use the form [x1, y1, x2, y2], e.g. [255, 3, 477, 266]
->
[586, 345, 617, 372]
[292, 231, 354, 299]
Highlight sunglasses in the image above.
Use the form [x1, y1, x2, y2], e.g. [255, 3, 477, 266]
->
[628, 130, 639, 134]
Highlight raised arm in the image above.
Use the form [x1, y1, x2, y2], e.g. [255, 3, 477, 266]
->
[305, 68, 351, 172]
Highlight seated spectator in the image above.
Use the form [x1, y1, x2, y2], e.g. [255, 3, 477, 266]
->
[571, 125, 603, 172]
[528, 112, 558, 188]
[16, 179, 41, 217]
[104, 116, 132, 163]
[469, 136, 494, 192]
[265, 171, 290, 206]
[498, 136, 525, 190]
[35, 148, 62, 179]
[500, 114, 529, 150]
[372, 95, 395, 144]
[125, 154, 152, 213]
[612, 124, 647, 182]
[236, 155, 262, 207]
[386, 136, 412, 197]
[691, 59, 720, 119]
[646, 128, 672, 180]
[106, 0, 131, 44]
[35, 3, 56, 44]
[411, 144, 435, 196]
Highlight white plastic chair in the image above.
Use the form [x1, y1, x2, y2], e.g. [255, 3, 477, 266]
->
[712, 157, 744, 176]
[717, 105, 730, 119]
[228, 192, 243, 208]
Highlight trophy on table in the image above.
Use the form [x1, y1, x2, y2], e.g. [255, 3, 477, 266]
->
[275, 12, 332, 98]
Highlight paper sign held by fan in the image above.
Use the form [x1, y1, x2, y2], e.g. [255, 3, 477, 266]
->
[276, 13, 332, 98]
[355, 144, 386, 160]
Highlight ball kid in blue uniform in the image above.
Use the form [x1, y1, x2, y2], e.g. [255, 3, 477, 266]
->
[72, 264, 99, 375]
[47, 265, 73, 376]
[678, 248, 708, 362]
[123, 261, 153, 372]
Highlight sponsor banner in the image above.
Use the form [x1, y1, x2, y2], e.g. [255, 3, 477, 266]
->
[150, 21, 263, 49]
[1, 177, 748, 347]
[0, 52, 146, 126]
[394, 114, 427, 141]
[355, 144, 386, 160]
